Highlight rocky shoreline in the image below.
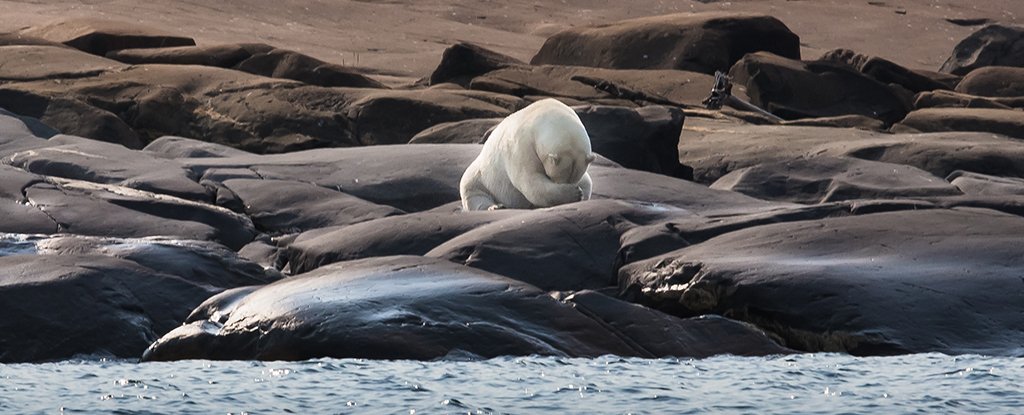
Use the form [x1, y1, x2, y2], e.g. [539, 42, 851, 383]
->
[1, 10, 1023, 363]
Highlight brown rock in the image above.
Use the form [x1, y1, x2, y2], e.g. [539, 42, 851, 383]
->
[940, 24, 1024, 76]
[19, 18, 195, 56]
[956, 66, 1024, 97]
[895, 108, 1024, 139]
[531, 12, 800, 75]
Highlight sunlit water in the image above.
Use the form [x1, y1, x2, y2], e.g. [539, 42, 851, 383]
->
[1, 354, 1021, 414]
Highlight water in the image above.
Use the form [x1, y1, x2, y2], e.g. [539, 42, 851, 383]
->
[1, 354, 1021, 414]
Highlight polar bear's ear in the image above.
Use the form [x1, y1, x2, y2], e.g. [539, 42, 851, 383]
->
[585, 153, 596, 163]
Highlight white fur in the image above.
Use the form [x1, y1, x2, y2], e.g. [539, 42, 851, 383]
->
[460, 98, 595, 211]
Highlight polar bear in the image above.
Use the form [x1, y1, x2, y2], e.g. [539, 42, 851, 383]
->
[460, 98, 596, 211]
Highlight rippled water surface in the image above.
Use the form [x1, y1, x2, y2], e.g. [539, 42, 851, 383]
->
[1, 354, 1022, 414]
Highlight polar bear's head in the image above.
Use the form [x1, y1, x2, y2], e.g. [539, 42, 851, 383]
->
[534, 115, 596, 184]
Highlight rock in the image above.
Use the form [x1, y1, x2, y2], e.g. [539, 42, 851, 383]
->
[574, 105, 691, 178]
[531, 13, 800, 75]
[345, 89, 523, 145]
[0, 235, 276, 363]
[0, 32, 66, 47]
[679, 125, 1024, 184]
[426, 200, 684, 291]
[143, 136, 255, 159]
[428, 41, 526, 86]
[710, 156, 961, 204]
[729, 52, 910, 124]
[5, 135, 210, 201]
[470, 65, 714, 106]
[618, 208, 1024, 355]
[408, 118, 499, 144]
[217, 178, 403, 234]
[141, 255, 788, 361]
[105, 43, 274, 67]
[0, 110, 56, 158]
[234, 48, 385, 88]
[19, 18, 195, 56]
[0, 108, 59, 139]
[0, 45, 126, 81]
[819, 48, 951, 93]
[588, 165, 777, 212]
[1, 64, 358, 152]
[894, 108, 1024, 139]
[947, 170, 1024, 196]
[186, 144, 481, 212]
[780, 115, 887, 131]
[0, 88, 142, 148]
[0, 166, 256, 249]
[940, 24, 1024, 75]
[284, 209, 521, 274]
[955, 66, 1024, 97]
[913, 90, 1024, 110]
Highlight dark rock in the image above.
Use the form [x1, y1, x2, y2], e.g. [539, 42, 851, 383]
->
[0, 108, 59, 139]
[0, 167, 256, 249]
[679, 125, 1024, 184]
[19, 18, 195, 56]
[143, 136, 255, 159]
[729, 52, 911, 124]
[710, 156, 962, 204]
[218, 178, 403, 234]
[955, 66, 1024, 97]
[940, 24, 1024, 75]
[0, 235, 276, 363]
[470, 65, 714, 106]
[142, 255, 788, 361]
[588, 165, 777, 212]
[575, 105, 691, 178]
[531, 12, 800, 75]
[780, 115, 887, 131]
[285, 209, 521, 274]
[0, 88, 142, 148]
[428, 41, 526, 86]
[235, 48, 385, 88]
[408, 118, 499, 144]
[618, 208, 1024, 355]
[427, 200, 683, 291]
[345, 89, 523, 145]
[913, 89, 1024, 110]
[5, 135, 210, 201]
[0, 45, 125, 81]
[820, 48, 951, 93]
[0, 111, 56, 158]
[947, 170, 1024, 196]
[894, 108, 1024, 139]
[105, 43, 274, 67]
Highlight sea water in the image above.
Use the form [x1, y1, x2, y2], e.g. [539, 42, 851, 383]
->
[1, 353, 1021, 414]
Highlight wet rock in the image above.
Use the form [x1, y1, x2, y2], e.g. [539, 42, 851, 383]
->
[19, 18, 195, 56]
[710, 156, 961, 204]
[588, 165, 777, 212]
[141, 255, 788, 361]
[940, 24, 1024, 76]
[0, 235, 276, 363]
[575, 105, 691, 178]
[894, 108, 1024, 139]
[679, 125, 1024, 184]
[729, 52, 910, 124]
[217, 178, 403, 234]
[284, 209, 522, 274]
[532, 13, 800, 75]
[0, 110, 56, 158]
[955, 66, 1024, 97]
[618, 208, 1024, 356]
[4, 135, 210, 201]
[780, 115, 887, 131]
[0, 45, 125, 81]
[428, 41, 526, 86]
[426, 200, 684, 291]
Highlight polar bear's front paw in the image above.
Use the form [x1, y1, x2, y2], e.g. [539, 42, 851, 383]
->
[487, 203, 505, 211]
